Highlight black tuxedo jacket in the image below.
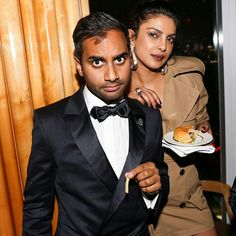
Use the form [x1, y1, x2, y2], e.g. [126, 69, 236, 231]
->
[23, 88, 169, 236]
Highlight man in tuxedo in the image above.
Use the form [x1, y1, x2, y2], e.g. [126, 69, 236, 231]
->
[23, 12, 168, 236]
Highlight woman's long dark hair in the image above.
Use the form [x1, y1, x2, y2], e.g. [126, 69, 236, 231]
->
[127, 0, 179, 35]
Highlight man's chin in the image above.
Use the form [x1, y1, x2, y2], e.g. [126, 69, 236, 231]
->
[100, 94, 124, 104]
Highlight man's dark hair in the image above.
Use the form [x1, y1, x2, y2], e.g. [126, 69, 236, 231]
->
[73, 12, 130, 60]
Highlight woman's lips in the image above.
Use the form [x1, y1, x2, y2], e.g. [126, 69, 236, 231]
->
[151, 54, 165, 61]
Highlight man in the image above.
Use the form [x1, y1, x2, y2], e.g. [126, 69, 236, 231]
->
[23, 12, 168, 236]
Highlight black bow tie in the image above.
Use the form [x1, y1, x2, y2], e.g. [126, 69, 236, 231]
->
[90, 100, 130, 122]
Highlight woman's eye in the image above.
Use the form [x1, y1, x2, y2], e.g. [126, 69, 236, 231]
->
[92, 59, 103, 67]
[168, 37, 176, 44]
[149, 32, 158, 38]
[115, 56, 125, 64]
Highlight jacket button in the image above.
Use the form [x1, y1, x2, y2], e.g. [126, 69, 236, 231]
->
[179, 203, 186, 208]
[179, 169, 185, 175]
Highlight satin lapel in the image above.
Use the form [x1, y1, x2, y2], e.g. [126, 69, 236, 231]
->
[63, 90, 117, 193]
[162, 76, 199, 133]
[103, 103, 145, 223]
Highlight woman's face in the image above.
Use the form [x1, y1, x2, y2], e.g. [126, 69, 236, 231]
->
[131, 14, 176, 71]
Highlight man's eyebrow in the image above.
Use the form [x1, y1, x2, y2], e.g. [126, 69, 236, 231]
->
[88, 56, 104, 61]
[114, 52, 129, 59]
[87, 52, 129, 61]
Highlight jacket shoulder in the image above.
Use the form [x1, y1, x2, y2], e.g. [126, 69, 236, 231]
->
[168, 56, 205, 76]
[127, 98, 161, 117]
[127, 98, 162, 131]
[34, 89, 82, 118]
[35, 96, 70, 116]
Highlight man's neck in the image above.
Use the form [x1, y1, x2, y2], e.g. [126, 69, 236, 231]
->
[84, 85, 124, 105]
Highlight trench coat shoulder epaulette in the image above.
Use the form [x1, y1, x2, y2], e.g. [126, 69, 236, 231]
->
[167, 56, 205, 77]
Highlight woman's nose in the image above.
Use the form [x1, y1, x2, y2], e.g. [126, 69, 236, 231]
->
[158, 39, 167, 52]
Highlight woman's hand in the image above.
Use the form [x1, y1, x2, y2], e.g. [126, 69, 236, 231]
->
[196, 121, 212, 134]
[128, 87, 162, 109]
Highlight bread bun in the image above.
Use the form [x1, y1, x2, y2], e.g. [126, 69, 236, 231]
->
[173, 126, 199, 144]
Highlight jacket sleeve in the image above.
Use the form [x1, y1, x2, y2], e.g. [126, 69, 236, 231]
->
[153, 124, 169, 215]
[195, 78, 210, 127]
[189, 58, 210, 127]
[23, 110, 56, 236]
[148, 109, 169, 221]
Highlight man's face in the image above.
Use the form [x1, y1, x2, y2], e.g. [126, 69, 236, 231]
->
[76, 30, 131, 104]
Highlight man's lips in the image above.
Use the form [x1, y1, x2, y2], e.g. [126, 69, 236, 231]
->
[103, 84, 122, 92]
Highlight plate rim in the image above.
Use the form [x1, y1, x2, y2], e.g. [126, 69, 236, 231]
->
[163, 131, 213, 147]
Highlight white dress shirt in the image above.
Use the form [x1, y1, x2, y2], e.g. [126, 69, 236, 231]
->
[83, 86, 157, 208]
[83, 86, 129, 178]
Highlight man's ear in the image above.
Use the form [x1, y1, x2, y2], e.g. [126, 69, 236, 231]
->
[128, 29, 136, 46]
[74, 57, 83, 77]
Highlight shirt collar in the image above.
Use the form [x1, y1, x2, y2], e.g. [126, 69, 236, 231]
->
[83, 85, 105, 113]
[83, 85, 125, 113]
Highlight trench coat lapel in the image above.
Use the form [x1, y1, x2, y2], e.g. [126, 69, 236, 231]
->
[63, 90, 117, 193]
[162, 74, 200, 133]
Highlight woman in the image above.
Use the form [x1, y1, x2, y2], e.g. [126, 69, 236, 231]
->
[127, 1, 217, 235]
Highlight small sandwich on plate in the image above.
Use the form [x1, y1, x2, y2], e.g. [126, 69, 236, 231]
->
[173, 125, 200, 144]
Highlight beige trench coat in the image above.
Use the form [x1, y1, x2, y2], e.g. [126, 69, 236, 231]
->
[151, 56, 214, 236]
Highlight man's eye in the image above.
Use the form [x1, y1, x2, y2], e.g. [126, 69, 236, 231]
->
[115, 57, 125, 64]
[92, 60, 103, 67]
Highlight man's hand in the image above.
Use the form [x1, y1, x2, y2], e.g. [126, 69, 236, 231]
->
[125, 162, 161, 194]
[128, 87, 162, 109]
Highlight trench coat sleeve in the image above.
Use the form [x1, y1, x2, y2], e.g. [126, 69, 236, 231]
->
[195, 79, 209, 127]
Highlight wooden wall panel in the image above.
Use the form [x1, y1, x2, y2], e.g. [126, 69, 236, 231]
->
[55, 0, 74, 96]
[0, 0, 89, 235]
[19, 0, 46, 109]
[0, 0, 33, 184]
[59, 0, 89, 91]
[33, 0, 65, 104]
[0, 41, 22, 236]
[0, 145, 16, 236]
[0, 0, 32, 233]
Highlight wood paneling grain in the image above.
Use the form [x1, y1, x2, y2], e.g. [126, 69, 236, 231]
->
[0, 146, 16, 236]
[33, 0, 65, 104]
[0, 0, 32, 233]
[19, 0, 46, 109]
[0, 0, 89, 234]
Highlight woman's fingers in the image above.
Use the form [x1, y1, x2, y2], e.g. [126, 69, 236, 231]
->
[128, 87, 162, 108]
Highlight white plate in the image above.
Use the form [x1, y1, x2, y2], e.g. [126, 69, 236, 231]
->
[163, 131, 213, 147]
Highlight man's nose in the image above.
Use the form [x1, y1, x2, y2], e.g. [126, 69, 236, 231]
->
[105, 64, 119, 82]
